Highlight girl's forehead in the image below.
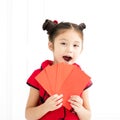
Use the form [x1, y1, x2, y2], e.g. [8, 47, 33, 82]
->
[57, 29, 79, 34]
[55, 29, 83, 41]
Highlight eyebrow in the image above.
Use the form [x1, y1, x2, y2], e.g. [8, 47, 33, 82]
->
[59, 39, 81, 45]
[59, 38, 67, 41]
[59, 38, 81, 43]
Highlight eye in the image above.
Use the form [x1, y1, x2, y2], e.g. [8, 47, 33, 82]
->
[61, 42, 66, 45]
[73, 44, 79, 47]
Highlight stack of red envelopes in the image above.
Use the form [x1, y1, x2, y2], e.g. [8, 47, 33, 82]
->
[35, 63, 91, 110]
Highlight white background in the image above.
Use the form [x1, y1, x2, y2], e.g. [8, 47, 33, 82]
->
[0, 0, 120, 120]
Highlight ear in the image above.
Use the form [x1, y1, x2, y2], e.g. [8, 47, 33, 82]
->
[48, 41, 54, 51]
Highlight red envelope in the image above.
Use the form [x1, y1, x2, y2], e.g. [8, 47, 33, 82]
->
[35, 63, 91, 110]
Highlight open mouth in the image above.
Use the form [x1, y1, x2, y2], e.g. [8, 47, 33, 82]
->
[63, 56, 72, 62]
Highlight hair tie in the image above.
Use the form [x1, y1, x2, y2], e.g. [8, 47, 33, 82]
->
[53, 20, 58, 24]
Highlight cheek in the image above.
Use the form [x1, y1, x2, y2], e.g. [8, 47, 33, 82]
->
[76, 47, 82, 53]
[74, 50, 81, 58]
[75, 53, 80, 58]
[78, 46, 83, 54]
[54, 49, 64, 56]
[54, 44, 65, 53]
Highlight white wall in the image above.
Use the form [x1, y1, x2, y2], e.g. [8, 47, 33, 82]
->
[0, 0, 120, 120]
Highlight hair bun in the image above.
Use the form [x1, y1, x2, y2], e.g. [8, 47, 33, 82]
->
[79, 23, 86, 31]
[42, 19, 57, 34]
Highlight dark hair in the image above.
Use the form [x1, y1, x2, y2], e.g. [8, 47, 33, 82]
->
[42, 19, 86, 42]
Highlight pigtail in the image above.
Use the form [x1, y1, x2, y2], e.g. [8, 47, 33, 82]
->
[78, 23, 86, 31]
[42, 19, 58, 34]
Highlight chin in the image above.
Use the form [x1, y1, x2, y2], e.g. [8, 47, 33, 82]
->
[64, 61, 73, 65]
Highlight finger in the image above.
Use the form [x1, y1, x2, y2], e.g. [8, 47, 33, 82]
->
[52, 94, 63, 101]
[70, 103, 78, 110]
[56, 102, 63, 109]
[70, 95, 83, 103]
[51, 94, 59, 100]
[56, 94, 63, 99]
[70, 95, 81, 100]
[70, 100, 80, 108]
[56, 97, 63, 105]
[59, 94, 63, 98]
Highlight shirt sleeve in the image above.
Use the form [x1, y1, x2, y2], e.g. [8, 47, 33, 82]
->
[26, 69, 41, 90]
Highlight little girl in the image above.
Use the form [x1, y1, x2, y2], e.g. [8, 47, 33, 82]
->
[25, 19, 92, 120]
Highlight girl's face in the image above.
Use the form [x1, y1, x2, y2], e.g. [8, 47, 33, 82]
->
[49, 29, 83, 64]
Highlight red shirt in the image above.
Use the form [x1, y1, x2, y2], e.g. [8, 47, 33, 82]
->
[26, 60, 92, 120]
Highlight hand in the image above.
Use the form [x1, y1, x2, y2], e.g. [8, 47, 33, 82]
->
[68, 95, 83, 113]
[43, 94, 63, 112]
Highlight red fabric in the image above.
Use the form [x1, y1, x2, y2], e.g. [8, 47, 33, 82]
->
[26, 60, 92, 120]
[40, 107, 79, 120]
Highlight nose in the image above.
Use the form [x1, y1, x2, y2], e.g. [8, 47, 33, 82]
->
[66, 45, 73, 53]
